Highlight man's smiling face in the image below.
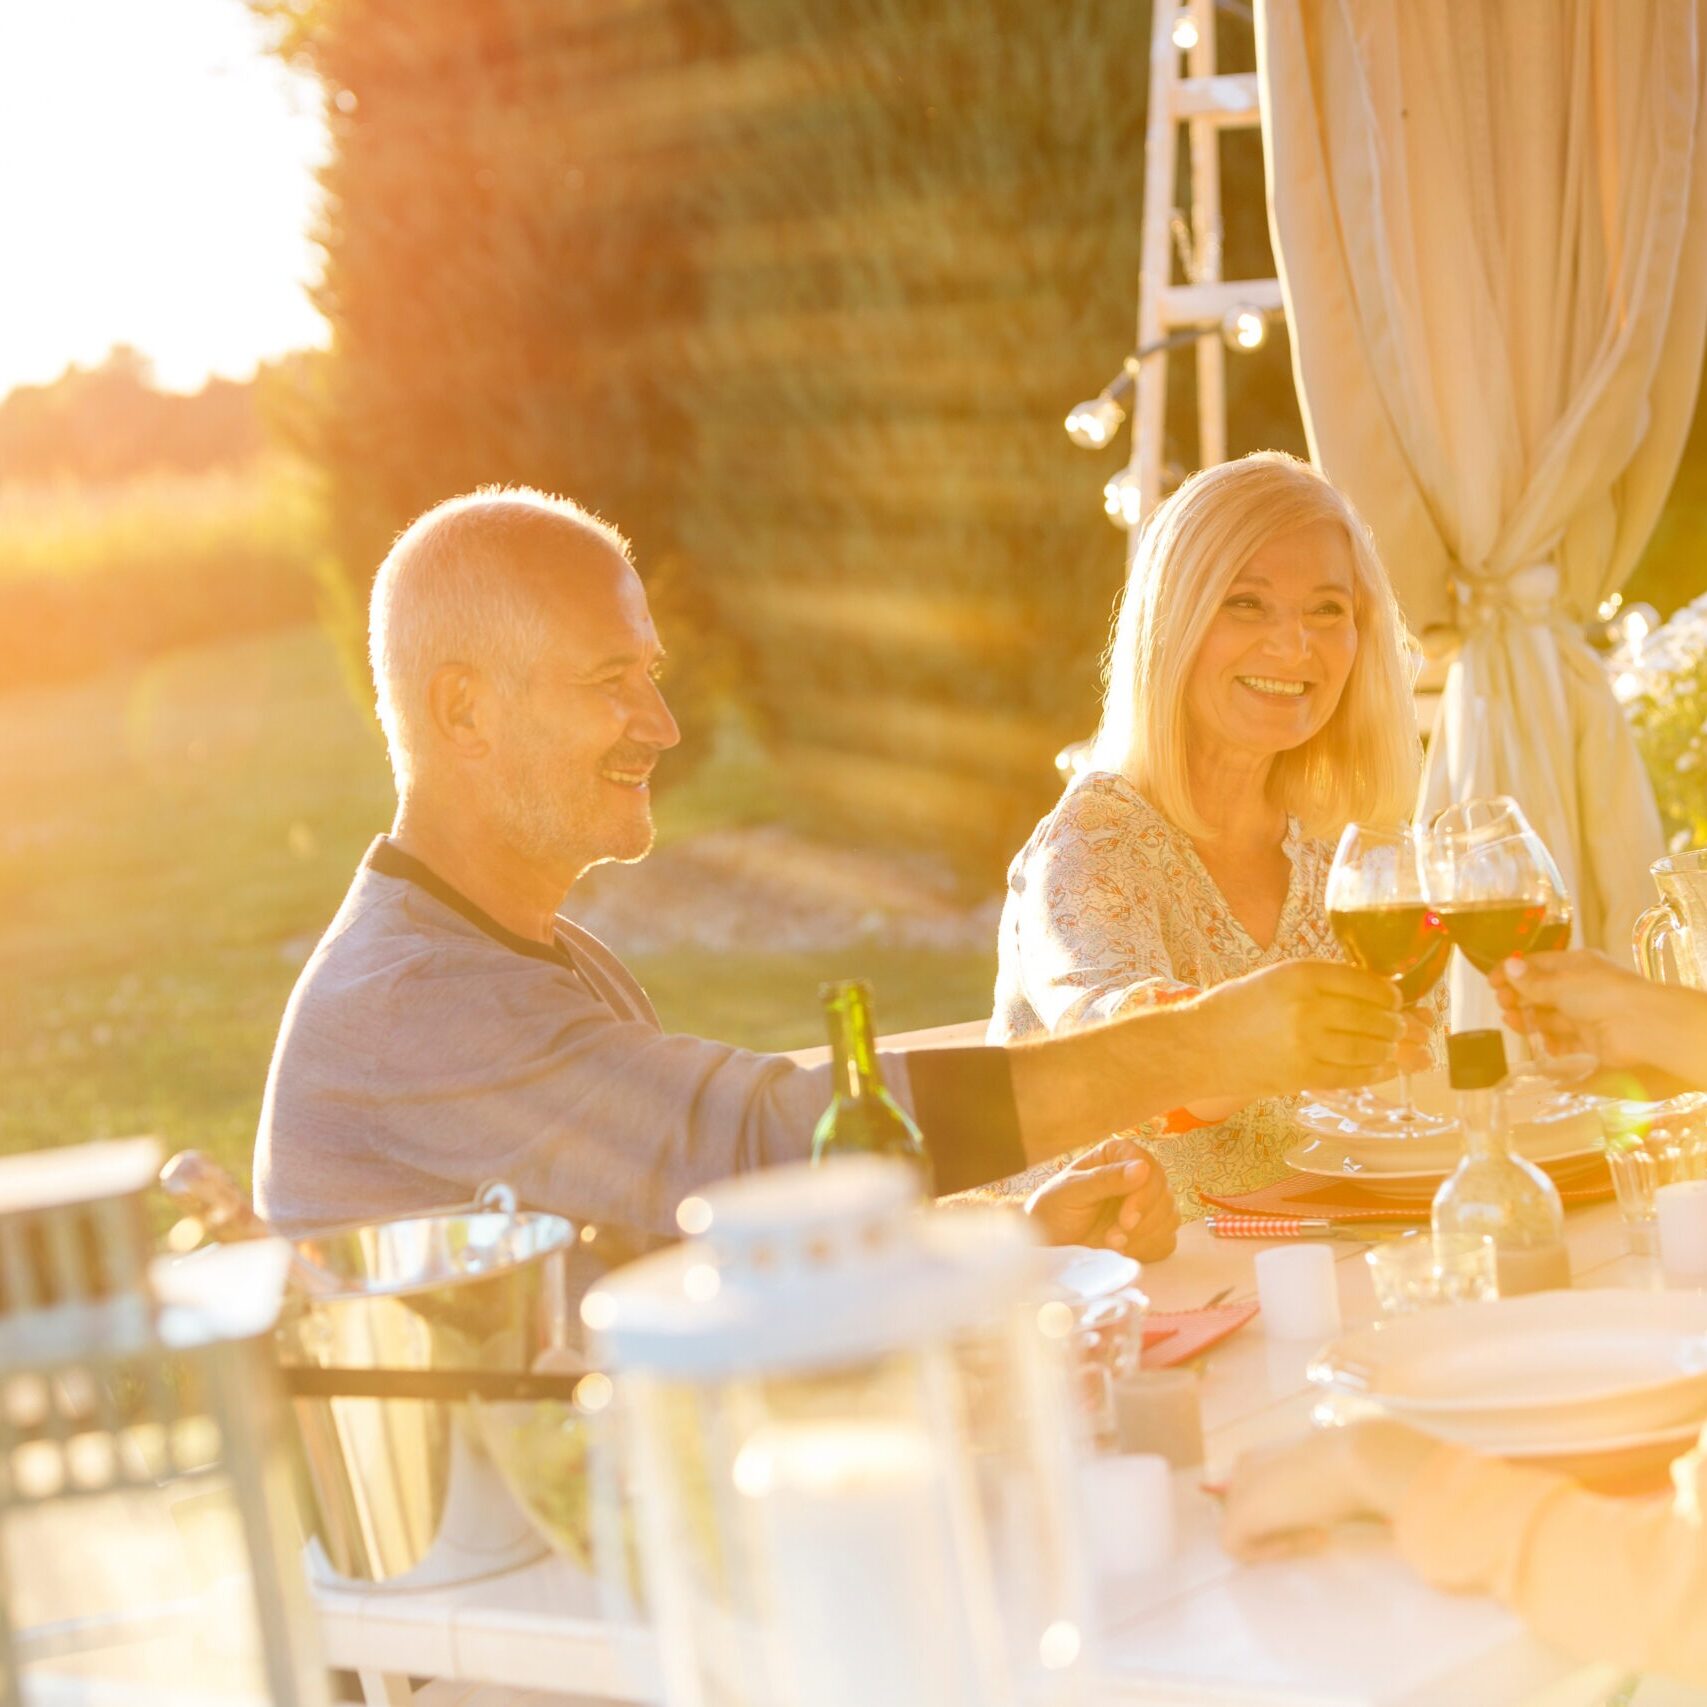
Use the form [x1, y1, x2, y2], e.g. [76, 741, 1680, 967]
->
[488, 544, 681, 878]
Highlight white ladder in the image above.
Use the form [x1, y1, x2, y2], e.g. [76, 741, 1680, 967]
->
[1126, 0, 1278, 548]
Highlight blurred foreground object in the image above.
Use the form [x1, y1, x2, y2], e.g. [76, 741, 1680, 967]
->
[160, 1151, 579, 1591]
[0, 1139, 327, 1704]
[583, 1157, 1090, 1707]
[278, 1189, 575, 1590]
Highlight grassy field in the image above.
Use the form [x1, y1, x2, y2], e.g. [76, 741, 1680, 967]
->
[0, 624, 995, 1193]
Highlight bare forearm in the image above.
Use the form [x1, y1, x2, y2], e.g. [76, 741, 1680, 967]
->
[1006, 1003, 1213, 1166]
[1002, 960, 1401, 1169]
[1622, 982, 1707, 1088]
[1394, 1441, 1707, 1685]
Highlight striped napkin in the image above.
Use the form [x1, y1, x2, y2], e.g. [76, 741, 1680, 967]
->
[1198, 1153, 1613, 1224]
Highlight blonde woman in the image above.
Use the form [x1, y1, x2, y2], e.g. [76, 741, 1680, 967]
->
[990, 451, 1422, 1210]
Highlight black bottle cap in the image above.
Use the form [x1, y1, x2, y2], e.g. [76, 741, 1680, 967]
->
[1447, 1029, 1508, 1090]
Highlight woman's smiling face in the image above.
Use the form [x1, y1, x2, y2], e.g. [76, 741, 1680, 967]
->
[1184, 519, 1360, 763]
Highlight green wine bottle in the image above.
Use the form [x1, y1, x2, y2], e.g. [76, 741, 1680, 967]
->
[810, 980, 930, 1180]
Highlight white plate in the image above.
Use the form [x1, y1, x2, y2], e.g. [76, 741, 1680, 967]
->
[1486, 1417, 1702, 1464]
[1309, 1290, 1707, 1443]
[1296, 1069, 1602, 1160]
[1496, 1419, 1702, 1494]
[1284, 1136, 1600, 1183]
[1040, 1246, 1141, 1304]
[1317, 1394, 1700, 1492]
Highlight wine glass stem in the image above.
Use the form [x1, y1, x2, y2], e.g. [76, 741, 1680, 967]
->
[1396, 1002, 1420, 1121]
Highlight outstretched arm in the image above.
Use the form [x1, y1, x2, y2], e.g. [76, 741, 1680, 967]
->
[1494, 950, 1707, 1100]
[1223, 1418, 1707, 1688]
[1003, 957, 1403, 1169]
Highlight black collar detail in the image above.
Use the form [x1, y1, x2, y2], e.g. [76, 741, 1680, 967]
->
[364, 838, 569, 968]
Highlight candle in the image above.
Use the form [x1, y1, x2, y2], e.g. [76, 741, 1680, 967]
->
[1254, 1245, 1342, 1340]
[732, 1419, 998, 1707]
[1110, 1365, 1204, 1467]
[1658, 1180, 1707, 1285]
[1077, 1452, 1174, 1578]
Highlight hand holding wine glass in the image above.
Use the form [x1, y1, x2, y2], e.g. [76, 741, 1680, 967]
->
[1424, 797, 1590, 1089]
[1325, 823, 1452, 1135]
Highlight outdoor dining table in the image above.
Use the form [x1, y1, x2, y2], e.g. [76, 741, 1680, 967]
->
[314, 1177, 1707, 1707]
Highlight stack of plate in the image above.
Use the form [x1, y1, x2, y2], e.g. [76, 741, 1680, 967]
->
[1289, 1070, 1602, 1182]
[1309, 1290, 1707, 1487]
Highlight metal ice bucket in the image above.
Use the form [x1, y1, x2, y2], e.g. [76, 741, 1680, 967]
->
[277, 1196, 576, 1589]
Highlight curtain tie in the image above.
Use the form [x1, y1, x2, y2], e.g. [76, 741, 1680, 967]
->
[1449, 563, 1562, 630]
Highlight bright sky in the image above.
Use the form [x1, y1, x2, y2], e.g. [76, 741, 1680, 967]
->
[0, 0, 327, 398]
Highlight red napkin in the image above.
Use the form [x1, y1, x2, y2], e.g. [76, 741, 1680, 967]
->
[1199, 1154, 1613, 1224]
[1141, 1301, 1259, 1368]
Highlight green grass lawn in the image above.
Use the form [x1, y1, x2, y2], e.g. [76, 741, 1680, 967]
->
[0, 624, 994, 1194]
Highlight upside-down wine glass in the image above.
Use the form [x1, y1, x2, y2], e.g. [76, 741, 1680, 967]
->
[1324, 822, 1455, 1136]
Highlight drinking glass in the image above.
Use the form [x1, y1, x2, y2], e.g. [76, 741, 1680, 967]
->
[1424, 798, 1594, 1099]
[1325, 823, 1453, 1135]
[1364, 1232, 1499, 1317]
[1424, 797, 1553, 973]
[1599, 1096, 1707, 1257]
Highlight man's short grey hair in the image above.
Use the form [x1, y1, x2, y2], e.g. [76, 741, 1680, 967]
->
[369, 485, 631, 790]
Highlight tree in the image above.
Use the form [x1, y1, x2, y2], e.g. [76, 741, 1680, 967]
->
[261, 0, 1304, 866]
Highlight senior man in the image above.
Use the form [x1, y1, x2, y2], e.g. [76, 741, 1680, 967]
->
[255, 488, 1401, 1262]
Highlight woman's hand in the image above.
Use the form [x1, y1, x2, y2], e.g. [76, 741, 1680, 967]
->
[1220, 1418, 1440, 1561]
[1025, 1136, 1180, 1260]
[1493, 951, 1707, 1100]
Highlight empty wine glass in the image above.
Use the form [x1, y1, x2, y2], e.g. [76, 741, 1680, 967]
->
[1324, 823, 1454, 1136]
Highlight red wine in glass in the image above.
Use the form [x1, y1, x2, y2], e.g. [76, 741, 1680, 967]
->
[1438, 900, 1547, 974]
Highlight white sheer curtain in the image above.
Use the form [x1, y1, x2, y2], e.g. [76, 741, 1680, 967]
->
[1257, 0, 1707, 983]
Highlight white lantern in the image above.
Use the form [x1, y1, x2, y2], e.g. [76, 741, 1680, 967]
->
[584, 1158, 1090, 1707]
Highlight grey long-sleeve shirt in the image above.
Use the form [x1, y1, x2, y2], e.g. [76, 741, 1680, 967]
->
[255, 840, 974, 1240]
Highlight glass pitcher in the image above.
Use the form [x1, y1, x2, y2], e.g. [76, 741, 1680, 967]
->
[1634, 849, 1707, 989]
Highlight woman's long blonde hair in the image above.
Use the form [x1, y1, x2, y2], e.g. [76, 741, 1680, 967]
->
[1088, 451, 1419, 840]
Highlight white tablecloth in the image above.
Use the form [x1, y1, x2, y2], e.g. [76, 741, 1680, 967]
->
[316, 1196, 1707, 1707]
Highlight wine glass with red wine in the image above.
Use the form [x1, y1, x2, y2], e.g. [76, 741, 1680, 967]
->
[1325, 822, 1454, 1136]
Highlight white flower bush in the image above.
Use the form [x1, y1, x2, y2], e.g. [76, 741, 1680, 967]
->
[1610, 595, 1707, 852]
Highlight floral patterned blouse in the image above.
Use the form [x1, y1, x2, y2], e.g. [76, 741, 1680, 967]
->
[987, 770, 1344, 1215]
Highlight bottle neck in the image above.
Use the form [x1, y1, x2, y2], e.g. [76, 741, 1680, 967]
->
[1457, 1085, 1509, 1158]
[825, 985, 883, 1100]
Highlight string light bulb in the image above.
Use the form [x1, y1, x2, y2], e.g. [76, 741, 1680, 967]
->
[1171, 11, 1200, 51]
[1102, 466, 1145, 530]
[1065, 391, 1126, 451]
[1221, 305, 1268, 351]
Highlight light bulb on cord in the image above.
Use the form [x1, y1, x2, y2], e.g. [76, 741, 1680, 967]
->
[1172, 11, 1200, 51]
[1102, 466, 1145, 530]
[1221, 306, 1268, 351]
[1066, 393, 1126, 451]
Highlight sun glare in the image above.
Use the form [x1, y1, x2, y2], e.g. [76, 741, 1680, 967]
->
[0, 0, 328, 397]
